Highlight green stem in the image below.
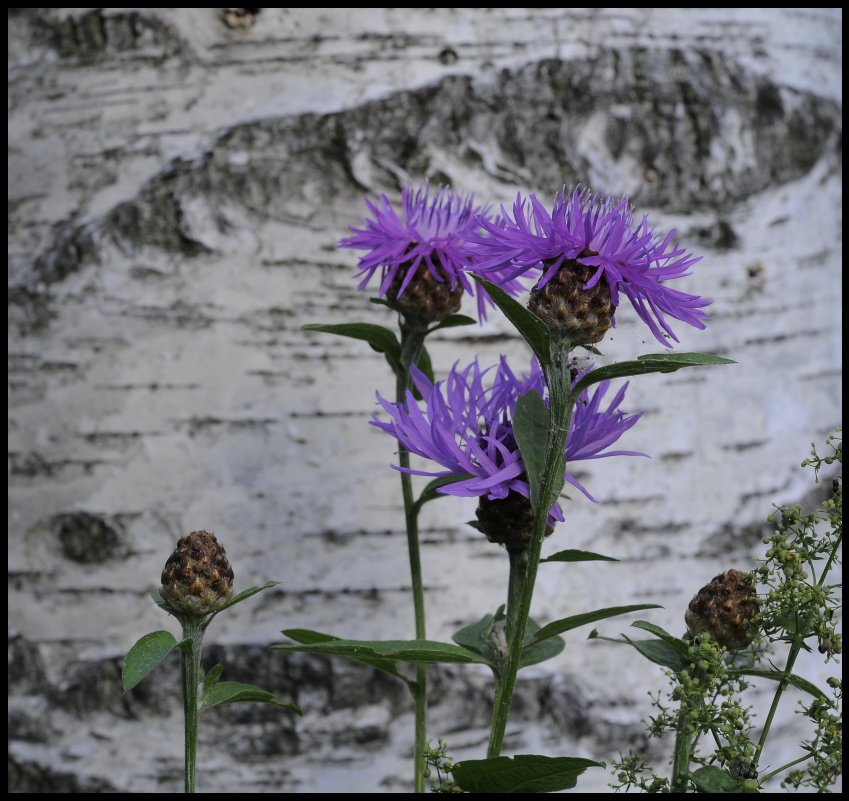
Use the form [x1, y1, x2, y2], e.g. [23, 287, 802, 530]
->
[506, 550, 529, 643]
[670, 704, 694, 793]
[758, 753, 813, 783]
[754, 530, 842, 766]
[180, 618, 205, 794]
[397, 318, 428, 793]
[486, 344, 575, 758]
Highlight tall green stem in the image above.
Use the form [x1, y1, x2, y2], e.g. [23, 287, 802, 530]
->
[753, 530, 842, 766]
[487, 344, 575, 758]
[180, 618, 205, 794]
[397, 319, 428, 793]
[670, 705, 694, 792]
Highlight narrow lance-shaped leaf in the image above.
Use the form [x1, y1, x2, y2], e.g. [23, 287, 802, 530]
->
[281, 628, 411, 685]
[541, 549, 619, 564]
[416, 344, 435, 384]
[512, 389, 551, 513]
[215, 581, 279, 614]
[413, 474, 474, 515]
[529, 604, 662, 645]
[452, 755, 603, 793]
[302, 323, 402, 372]
[201, 681, 301, 715]
[573, 352, 735, 395]
[428, 314, 477, 332]
[122, 630, 184, 692]
[472, 276, 551, 366]
[729, 668, 828, 701]
[274, 636, 494, 667]
[631, 620, 689, 654]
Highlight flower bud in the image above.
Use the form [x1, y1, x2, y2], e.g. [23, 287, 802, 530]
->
[685, 569, 760, 650]
[528, 260, 615, 345]
[160, 530, 234, 616]
[472, 490, 553, 553]
[386, 262, 463, 323]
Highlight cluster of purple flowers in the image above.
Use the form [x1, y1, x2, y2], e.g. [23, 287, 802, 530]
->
[372, 357, 645, 520]
[340, 183, 709, 344]
[340, 182, 709, 523]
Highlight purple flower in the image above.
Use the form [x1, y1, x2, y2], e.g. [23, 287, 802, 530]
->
[371, 355, 645, 522]
[339, 184, 524, 322]
[470, 187, 711, 346]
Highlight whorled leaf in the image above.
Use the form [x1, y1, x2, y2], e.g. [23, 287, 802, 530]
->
[621, 635, 686, 671]
[729, 668, 828, 700]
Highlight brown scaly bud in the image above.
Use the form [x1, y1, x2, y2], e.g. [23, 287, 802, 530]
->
[685, 569, 760, 650]
[472, 490, 554, 553]
[160, 531, 234, 616]
[386, 262, 464, 324]
[528, 259, 615, 345]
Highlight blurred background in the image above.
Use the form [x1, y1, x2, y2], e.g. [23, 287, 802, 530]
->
[8, 8, 841, 793]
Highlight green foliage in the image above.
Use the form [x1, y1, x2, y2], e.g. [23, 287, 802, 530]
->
[529, 605, 662, 646]
[572, 352, 734, 395]
[200, 680, 301, 715]
[541, 549, 618, 563]
[471, 276, 551, 366]
[122, 630, 186, 692]
[452, 755, 603, 793]
[302, 322, 402, 374]
[512, 390, 551, 512]
[610, 430, 843, 793]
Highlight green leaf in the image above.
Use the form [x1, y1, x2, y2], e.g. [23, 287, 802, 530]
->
[281, 628, 410, 684]
[416, 344, 435, 384]
[529, 604, 663, 645]
[513, 390, 552, 512]
[302, 323, 402, 372]
[428, 314, 477, 332]
[573, 352, 735, 395]
[122, 630, 181, 692]
[452, 614, 497, 658]
[729, 668, 828, 700]
[631, 620, 689, 654]
[413, 474, 474, 514]
[520, 618, 565, 668]
[541, 549, 619, 564]
[452, 755, 602, 793]
[200, 681, 301, 715]
[274, 636, 493, 667]
[216, 581, 279, 614]
[203, 663, 224, 692]
[472, 276, 551, 366]
[621, 635, 686, 671]
[691, 765, 748, 793]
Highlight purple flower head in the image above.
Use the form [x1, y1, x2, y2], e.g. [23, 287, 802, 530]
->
[371, 355, 645, 523]
[471, 187, 711, 346]
[339, 184, 524, 322]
